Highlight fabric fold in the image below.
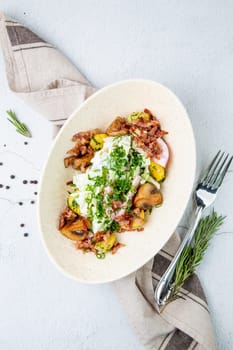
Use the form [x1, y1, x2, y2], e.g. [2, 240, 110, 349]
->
[0, 12, 96, 125]
[113, 233, 216, 350]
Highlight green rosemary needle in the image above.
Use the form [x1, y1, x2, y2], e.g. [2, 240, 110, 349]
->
[6, 110, 32, 138]
[171, 210, 225, 299]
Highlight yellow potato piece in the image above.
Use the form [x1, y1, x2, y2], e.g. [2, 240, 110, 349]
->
[90, 133, 107, 150]
[67, 196, 81, 215]
[95, 234, 116, 253]
[127, 111, 150, 122]
[139, 210, 145, 219]
[149, 161, 165, 182]
[132, 217, 144, 230]
[132, 210, 145, 230]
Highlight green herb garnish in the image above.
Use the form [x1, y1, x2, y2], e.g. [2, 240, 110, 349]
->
[170, 210, 225, 300]
[84, 135, 150, 233]
[105, 220, 120, 232]
[6, 110, 32, 138]
[96, 252, 106, 259]
[69, 183, 76, 188]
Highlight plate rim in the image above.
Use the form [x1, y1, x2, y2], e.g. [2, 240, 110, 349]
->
[37, 78, 196, 283]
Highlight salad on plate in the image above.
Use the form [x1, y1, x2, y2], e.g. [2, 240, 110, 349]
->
[58, 109, 169, 259]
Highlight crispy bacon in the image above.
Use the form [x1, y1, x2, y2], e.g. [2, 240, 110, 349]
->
[64, 129, 99, 171]
[58, 207, 77, 230]
[129, 117, 167, 159]
[106, 117, 129, 136]
[71, 128, 100, 142]
[72, 154, 93, 172]
[64, 155, 76, 168]
[111, 242, 125, 254]
[143, 108, 154, 118]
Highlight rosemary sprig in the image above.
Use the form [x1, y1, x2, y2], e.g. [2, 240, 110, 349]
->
[171, 210, 225, 299]
[6, 110, 32, 138]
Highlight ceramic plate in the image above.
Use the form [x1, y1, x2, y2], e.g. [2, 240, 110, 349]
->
[38, 79, 196, 283]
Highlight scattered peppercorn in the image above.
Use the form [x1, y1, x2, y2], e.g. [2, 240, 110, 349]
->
[23, 180, 28, 184]
[10, 175, 15, 179]
[6, 186, 10, 189]
[18, 202, 23, 206]
[24, 141, 28, 145]
[3, 144, 6, 147]
[24, 233, 29, 237]
[20, 223, 25, 227]
[34, 192, 37, 195]
[0, 184, 3, 188]
[0, 162, 3, 166]
[30, 200, 35, 204]
[34, 180, 38, 184]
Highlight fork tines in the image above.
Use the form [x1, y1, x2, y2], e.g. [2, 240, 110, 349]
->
[201, 151, 233, 189]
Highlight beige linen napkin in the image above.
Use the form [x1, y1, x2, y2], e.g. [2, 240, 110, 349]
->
[0, 13, 95, 127]
[0, 13, 216, 350]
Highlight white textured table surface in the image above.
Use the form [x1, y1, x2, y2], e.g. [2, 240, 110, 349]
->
[1, 1, 233, 349]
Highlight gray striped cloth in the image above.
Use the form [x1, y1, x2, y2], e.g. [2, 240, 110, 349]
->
[0, 13, 216, 350]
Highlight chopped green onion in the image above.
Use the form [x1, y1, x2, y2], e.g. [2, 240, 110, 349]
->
[96, 252, 106, 259]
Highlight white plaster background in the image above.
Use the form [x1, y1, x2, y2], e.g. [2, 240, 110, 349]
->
[0, 1, 233, 349]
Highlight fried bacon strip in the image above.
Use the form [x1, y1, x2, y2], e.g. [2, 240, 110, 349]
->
[71, 128, 101, 143]
[64, 128, 100, 171]
[129, 113, 167, 159]
[58, 207, 77, 230]
[106, 116, 129, 136]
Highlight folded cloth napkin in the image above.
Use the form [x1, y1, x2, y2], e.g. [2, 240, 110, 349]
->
[0, 13, 216, 350]
[0, 13, 95, 127]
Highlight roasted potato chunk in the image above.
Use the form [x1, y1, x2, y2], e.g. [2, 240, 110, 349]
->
[149, 161, 165, 182]
[90, 133, 107, 150]
[67, 195, 81, 215]
[94, 233, 116, 253]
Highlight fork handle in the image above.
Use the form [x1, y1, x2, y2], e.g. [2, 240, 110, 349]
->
[155, 206, 203, 308]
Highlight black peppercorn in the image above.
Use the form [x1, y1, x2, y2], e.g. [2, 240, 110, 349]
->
[0, 184, 3, 188]
[20, 223, 25, 227]
[18, 202, 23, 206]
[6, 186, 10, 189]
[23, 180, 28, 184]
[10, 175, 15, 179]
[24, 233, 29, 237]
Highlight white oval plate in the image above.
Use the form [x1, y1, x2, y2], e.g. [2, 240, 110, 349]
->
[38, 79, 196, 283]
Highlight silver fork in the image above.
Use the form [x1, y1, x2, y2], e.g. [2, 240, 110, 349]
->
[155, 150, 233, 308]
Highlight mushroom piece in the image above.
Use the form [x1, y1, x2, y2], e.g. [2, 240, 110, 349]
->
[72, 154, 93, 172]
[134, 183, 163, 209]
[58, 207, 77, 229]
[106, 117, 129, 136]
[60, 217, 91, 241]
